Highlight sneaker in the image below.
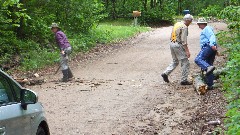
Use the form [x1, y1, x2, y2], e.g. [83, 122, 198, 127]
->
[180, 81, 193, 85]
[161, 73, 170, 83]
[206, 66, 215, 76]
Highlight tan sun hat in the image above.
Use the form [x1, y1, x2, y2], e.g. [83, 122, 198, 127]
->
[49, 23, 60, 29]
[197, 18, 208, 24]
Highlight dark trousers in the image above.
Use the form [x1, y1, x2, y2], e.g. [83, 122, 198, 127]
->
[195, 45, 216, 86]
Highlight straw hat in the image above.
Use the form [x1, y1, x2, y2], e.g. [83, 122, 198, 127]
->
[197, 18, 208, 24]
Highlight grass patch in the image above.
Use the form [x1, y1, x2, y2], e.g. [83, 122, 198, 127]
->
[99, 18, 134, 26]
[93, 24, 149, 43]
[20, 49, 59, 71]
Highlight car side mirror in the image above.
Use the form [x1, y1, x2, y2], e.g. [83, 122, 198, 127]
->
[20, 89, 38, 110]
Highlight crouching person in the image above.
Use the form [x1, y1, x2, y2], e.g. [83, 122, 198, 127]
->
[195, 18, 217, 90]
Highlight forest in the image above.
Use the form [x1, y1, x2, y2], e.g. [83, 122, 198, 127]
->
[0, 0, 239, 134]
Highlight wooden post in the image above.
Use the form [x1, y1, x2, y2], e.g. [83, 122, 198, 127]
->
[134, 17, 138, 26]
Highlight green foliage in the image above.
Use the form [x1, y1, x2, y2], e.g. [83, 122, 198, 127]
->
[217, 4, 240, 135]
[93, 24, 149, 43]
[181, 0, 226, 15]
[102, 0, 175, 26]
[69, 21, 149, 53]
[0, 0, 30, 60]
[0, 0, 106, 70]
[0, 31, 18, 55]
[198, 5, 222, 17]
[20, 47, 59, 71]
[220, 5, 240, 35]
[0, 0, 30, 28]
[225, 107, 240, 135]
[140, 10, 174, 26]
[102, 0, 143, 19]
[99, 18, 133, 26]
[22, 0, 105, 43]
[58, 0, 105, 33]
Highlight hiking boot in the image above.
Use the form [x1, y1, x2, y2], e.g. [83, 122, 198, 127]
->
[206, 66, 215, 76]
[180, 81, 193, 85]
[207, 86, 214, 90]
[61, 69, 69, 82]
[68, 68, 74, 79]
[61, 78, 68, 82]
[161, 73, 170, 83]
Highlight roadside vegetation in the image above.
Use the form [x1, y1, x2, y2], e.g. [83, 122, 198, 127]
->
[199, 1, 239, 134]
[217, 2, 240, 135]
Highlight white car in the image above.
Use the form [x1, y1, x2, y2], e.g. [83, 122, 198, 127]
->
[0, 69, 50, 135]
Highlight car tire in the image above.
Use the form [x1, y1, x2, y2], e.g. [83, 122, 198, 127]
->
[36, 126, 46, 135]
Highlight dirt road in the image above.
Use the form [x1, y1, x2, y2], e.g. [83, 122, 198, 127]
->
[30, 23, 227, 135]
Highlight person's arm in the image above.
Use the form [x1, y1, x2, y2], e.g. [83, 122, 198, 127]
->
[181, 27, 190, 58]
[206, 27, 217, 51]
[183, 45, 190, 58]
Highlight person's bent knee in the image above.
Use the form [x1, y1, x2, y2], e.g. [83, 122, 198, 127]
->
[185, 60, 190, 67]
[194, 57, 200, 64]
[181, 58, 189, 66]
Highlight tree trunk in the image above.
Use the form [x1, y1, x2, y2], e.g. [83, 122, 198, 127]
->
[213, 68, 226, 80]
[153, 0, 157, 7]
[193, 74, 207, 95]
[178, 0, 182, 15]
[16, 0, 26, 39]
[15, 78, 45, 86]
[122, 0, 126, 14]
[159, 0, 164, 11]
[104, 0, 109, 9]
[111, 0, 117, 19]
[143, 0, 148, 11]
[193, 68, 226, 95]
[150, 0, 154, 9]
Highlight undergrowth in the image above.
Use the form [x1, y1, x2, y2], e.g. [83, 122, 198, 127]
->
[217, 4, 240, 135]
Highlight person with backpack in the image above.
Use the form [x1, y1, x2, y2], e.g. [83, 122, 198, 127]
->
[161, 14, 193, 85]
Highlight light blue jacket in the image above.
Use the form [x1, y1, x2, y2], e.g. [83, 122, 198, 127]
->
[200, 26, 217, 48]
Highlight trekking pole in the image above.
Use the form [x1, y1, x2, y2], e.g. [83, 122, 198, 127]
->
[54, 64, 61, 74]
[54, 56, 64, 75]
